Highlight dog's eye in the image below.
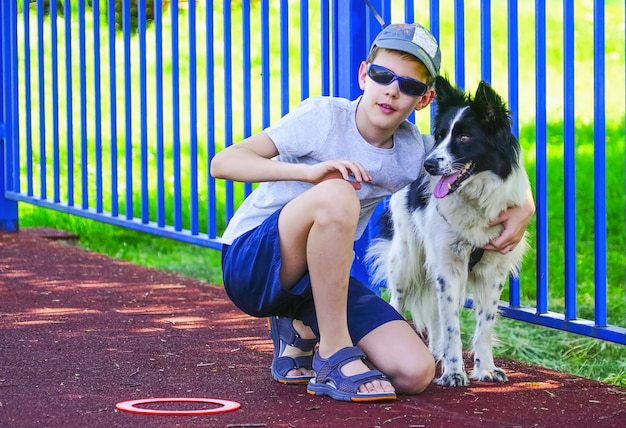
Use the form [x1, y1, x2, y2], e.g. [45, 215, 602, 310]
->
[458, 134, 470, 143]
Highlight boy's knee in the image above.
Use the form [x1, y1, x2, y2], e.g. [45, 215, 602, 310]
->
[313, 179, 360, 218]
[392, 356, 436, 395]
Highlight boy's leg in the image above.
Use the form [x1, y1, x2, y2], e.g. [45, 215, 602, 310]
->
[278, 179, 393, 394]
[357, 320, 436, 394]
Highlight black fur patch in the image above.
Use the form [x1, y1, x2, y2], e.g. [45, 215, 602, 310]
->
[406, 175, 430, 212]
[376, 208, 394, 240]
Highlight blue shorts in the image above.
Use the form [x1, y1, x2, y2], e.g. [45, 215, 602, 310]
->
[221, 208, 403, 344]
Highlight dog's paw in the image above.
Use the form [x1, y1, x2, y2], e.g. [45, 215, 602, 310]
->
[471, 367, 508, 383]
[436, 372, 469, 387]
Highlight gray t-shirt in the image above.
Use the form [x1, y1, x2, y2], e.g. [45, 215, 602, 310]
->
[220, 96, 431, 245]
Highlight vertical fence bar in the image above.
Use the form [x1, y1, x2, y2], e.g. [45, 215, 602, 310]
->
[332, 0, 337, 96]
[480, 0, 491, 83]
[139, 0, 149, 223]
[404, 0, 414, 22]
[123, 0, 133, 219]
[108, 0, 118, 216]
[563, 0, 577, 320]
[36, 0, 47, 200]
[535, 0, 548, 314]
[430, 0, 440, 58]
[64, 0, 74, 206]
[507, 0, 519, 138]
[23, 1, 33, 197]
[261, 0, 271, 128]
[171, 1, 182, 231]
[334, 0, 368, 100]
[79, 0, 88, 209]
[401, 0, 417, 126]
[50, 0, 60, 203]
[300, 0, 309, 101]
[223, 0, 234, 222]
[593, 0, 607, 327]
[243, 1, 251, 139]
[430, 0, 440, 128]
[242, 1, 252, 198]
[206, 0, 217, 238]
[280, 0, 289, 115]
[93, 0, 103, 213]
[321, 0, 330, 96]
[0, 3, 5, 143]
[454, 0, 465, 89]
[189, 0, 199, 234]
[11, 0, 19, 198]
[155, 0, 165, 227]
[0, 0, 19, 231]
[507, 0, 521, 306]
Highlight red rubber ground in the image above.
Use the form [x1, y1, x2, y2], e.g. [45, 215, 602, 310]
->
[1, 228, 625, 427]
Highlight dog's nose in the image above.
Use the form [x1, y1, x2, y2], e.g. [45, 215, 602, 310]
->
[424, 156, 441, 175]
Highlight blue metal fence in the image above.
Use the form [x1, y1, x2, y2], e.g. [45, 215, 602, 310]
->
[0, 0, 624, 345]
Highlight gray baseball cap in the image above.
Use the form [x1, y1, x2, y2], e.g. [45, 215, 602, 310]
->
[370, 23, 441, 79]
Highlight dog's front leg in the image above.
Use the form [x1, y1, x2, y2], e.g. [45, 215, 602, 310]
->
[434, 270, 469, 387]
[470, 275, 509, 383]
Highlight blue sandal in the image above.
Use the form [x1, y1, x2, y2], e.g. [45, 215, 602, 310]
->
[269, 316, 317, 384]
[306, 346, 396, 402]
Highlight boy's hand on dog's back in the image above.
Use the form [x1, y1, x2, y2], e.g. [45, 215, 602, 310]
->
[305, 159, 373, 190]
[484, 189, 535, 254]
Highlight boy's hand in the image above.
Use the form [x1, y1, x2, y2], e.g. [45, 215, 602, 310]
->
[307, 160, 372, 190]
[484, 189, 535, 254]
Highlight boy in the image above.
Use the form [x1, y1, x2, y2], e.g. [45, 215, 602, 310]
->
[211, 23, 534, 402]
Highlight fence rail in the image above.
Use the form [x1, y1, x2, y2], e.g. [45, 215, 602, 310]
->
[1, 0, 624, 345]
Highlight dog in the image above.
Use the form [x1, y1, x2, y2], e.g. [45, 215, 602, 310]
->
[366, 76, 530, 387]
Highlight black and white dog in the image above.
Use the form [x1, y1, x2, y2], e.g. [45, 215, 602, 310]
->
[367, 76, 530, 387]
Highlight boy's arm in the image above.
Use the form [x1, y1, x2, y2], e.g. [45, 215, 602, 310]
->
[210, 132, 304, 183]
[210, 132, 372, 188]
[483, 188, 536, 254]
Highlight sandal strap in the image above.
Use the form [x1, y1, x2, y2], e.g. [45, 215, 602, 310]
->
[313, 346, 366, 384]
[276, 317, 317, 351]
[333, 369, 389, 395]
[319, 346, 365, 370]
[273, 355, 314, 374]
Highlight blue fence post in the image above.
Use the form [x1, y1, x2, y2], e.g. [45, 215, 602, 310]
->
[0, 0, 19, 232]
[334, 0, 387, 99]
[335, 0, 390, 292]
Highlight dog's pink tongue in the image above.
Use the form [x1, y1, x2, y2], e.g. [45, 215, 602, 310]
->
[433, 172, 460, 199]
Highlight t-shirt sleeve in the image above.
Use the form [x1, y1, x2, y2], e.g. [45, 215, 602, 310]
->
[264, 97, 334, 157]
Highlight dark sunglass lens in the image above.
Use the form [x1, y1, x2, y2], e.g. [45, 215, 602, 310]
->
[369, 65, 394, 84]
[400, 80, 427, 96]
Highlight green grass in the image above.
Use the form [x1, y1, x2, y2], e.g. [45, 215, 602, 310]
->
[15, 1, 626, 387]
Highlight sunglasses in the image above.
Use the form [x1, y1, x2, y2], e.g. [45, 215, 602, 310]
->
[366, 63, 429, 97]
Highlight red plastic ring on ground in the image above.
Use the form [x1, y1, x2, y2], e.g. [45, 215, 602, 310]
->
[115, 397, 241, 416]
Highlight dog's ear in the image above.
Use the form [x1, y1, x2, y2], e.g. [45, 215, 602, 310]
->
[472, 81, 511, 128]
[434, 75, 466, 109]
[473, 81, 521, 172]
